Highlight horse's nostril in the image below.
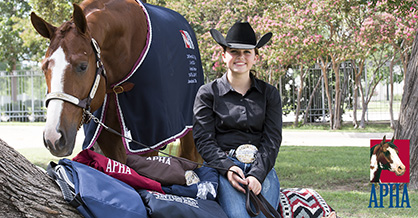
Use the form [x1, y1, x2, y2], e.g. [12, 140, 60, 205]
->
[43, 128, 65, 151]
[43, 137, 52, 151]
[56, 129, 66, 149]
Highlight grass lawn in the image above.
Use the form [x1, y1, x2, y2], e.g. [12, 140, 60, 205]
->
[16, 144, 417, 217]
[276, 146, 417, 218]
[7, 121, 416, 217]
[17, 145, 82, 169]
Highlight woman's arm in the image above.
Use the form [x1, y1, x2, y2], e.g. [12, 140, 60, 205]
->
[247, 84, 283, 183]
[193, 83, 235, 175]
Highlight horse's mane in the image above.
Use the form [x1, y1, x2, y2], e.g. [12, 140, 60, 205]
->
[370, 141, 398, 158]
[59, 21, 73, 36]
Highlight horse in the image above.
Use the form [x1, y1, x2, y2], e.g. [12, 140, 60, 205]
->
[370, 136, 406, 183]
[30, 0, 203, 164]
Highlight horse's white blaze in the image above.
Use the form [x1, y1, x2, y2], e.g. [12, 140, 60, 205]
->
[44, 47, 68, 141]
[370, 154, 378, 181]
[387, 147, 405, 175]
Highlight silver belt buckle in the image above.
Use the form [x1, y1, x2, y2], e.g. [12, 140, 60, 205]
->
[235, 144, 258, 164]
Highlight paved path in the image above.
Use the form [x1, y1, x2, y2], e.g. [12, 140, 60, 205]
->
[0, 125, 393, 149]
[0, 125, 85, 150]
[282, 131, 393, 147]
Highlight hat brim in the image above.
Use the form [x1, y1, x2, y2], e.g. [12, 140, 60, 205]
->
[255, 32, 272, 48]
[210, 29, 229, 47]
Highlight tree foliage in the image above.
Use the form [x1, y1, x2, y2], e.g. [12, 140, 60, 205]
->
[5, 0, 417, 130]
[0, 1, 32, 71]
[149, 0, 417, 129]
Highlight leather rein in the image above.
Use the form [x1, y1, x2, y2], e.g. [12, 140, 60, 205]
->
[44, 38, 107, 128]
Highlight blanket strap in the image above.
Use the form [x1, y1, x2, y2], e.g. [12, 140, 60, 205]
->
[107, 82, 135, 94]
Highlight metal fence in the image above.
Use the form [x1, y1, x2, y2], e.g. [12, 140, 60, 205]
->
[0, 70, 46, 122]
[0, 65, 403, 123]
[280, 61, 403, 123]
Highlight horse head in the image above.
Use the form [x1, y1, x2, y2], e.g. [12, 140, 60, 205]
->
[370, 136, 406, 182]
[31, 4, 106, 156]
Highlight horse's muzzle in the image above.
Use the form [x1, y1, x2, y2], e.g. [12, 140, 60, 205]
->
[43, 128, 75, 157]
[395, 165, 406, 176]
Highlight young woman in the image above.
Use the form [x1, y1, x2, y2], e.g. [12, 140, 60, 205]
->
[193, 21, 282, 218]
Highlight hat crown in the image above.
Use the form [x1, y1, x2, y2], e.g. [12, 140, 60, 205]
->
[226, 22, 257, 46]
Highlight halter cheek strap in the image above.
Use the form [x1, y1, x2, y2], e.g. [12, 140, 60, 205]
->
[45, 71, 102, 109]
[45, 38, 106, 111]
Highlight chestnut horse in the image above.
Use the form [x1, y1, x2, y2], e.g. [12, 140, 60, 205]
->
[370, 136, 406, 183]
[30, 0, 202, 164]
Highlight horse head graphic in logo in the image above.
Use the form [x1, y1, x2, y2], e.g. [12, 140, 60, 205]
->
[370, 136, 406, 183]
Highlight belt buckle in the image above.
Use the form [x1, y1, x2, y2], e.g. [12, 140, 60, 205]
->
[235, 144, 258, 164]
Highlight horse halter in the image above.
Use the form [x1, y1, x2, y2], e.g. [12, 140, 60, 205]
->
[45, 38, 107, 125]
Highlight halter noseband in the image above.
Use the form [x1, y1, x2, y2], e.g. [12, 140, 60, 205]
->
[45, 38, 107, 124]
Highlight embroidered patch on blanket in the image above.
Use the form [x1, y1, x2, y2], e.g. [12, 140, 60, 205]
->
[278, 188, 335, 218]
[82, 1, 204, 154]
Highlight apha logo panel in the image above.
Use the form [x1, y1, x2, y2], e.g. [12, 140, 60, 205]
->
[370, 137, 410, 183]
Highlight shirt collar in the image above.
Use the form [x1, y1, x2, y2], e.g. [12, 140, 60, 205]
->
[217, 72, 262, 96]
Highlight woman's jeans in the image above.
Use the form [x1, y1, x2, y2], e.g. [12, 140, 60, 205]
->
[217, 157, 280, 218]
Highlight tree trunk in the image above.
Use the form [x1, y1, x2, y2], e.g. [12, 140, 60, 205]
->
[303, 75, 323, 124]
[294, 66, 305, 127]
[394, 32, 418, 190]
[11, 63, 18, 103]
[352, 80, 359, 128]
[359, 72, 383, 129]
[389, 56, 395, 129]
[350, 58, 367, 129]
[332, 62, 342, 130]
[0, 138, 82, 217]
[318, 57, 334, 129]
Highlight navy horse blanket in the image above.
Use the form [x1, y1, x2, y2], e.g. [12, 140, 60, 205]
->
[83, 1, 204, 154]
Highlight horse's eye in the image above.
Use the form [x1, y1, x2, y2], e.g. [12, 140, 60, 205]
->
[76, 62, 88, 73]
[42, 60, 49, 73]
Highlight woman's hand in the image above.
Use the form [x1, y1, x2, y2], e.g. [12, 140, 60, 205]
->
[227, 166, 248, 193]
[246, 176, 262, 195]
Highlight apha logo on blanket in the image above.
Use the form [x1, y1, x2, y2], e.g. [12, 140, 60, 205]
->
[369, 137, 411, 208]
[180, 30, 195, 49]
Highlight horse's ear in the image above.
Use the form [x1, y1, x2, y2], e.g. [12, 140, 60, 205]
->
[30, 12, 57, 39]
[73, 4, 87, 34]
[381, 135, 386, 145]
[390, 137, 395, 143]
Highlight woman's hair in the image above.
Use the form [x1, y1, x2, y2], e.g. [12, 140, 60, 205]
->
[221, 46, 259, 55]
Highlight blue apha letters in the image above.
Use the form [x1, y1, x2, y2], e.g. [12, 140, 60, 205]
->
[369, 183, 410, 208]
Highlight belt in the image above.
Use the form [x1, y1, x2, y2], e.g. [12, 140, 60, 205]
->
[227, 144, 258, 164]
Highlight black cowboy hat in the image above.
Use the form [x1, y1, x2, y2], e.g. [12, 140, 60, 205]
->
[210, 21, 272, 49]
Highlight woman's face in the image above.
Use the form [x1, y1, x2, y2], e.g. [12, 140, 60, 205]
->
[222, 47, 258, 75]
